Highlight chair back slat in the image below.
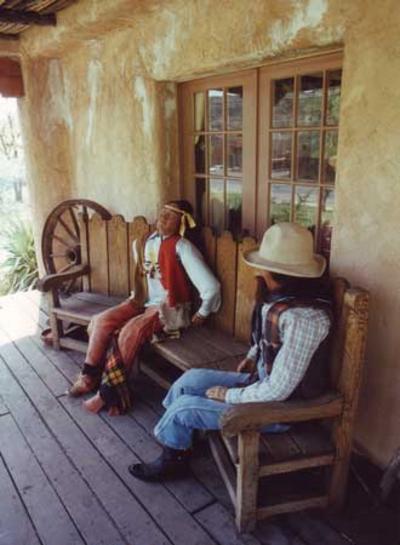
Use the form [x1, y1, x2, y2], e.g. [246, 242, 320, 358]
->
[107, 215, 130, 297]
[128, 216, 151, 295]
[87, 212, 109, 295]
[214, 231, 238, 335]
[234, 236, 258, 342]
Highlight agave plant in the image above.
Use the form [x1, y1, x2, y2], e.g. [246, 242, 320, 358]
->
[0, 220, 39, 295]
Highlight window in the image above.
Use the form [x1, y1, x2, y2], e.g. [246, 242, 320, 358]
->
[179, 52, 342, 257]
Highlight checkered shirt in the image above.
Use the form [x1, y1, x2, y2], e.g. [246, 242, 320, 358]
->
[225, 304, 331, 404]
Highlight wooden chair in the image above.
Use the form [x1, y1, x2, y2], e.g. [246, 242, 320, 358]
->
[208, 280, 369, 532]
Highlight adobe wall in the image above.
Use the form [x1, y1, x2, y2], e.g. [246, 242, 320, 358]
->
[18, 0, 400, 467]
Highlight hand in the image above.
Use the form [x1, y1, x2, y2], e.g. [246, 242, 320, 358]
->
[191, 312, 206, 326]
[206, 386, 228, 402]
[236, 358, 256, 373]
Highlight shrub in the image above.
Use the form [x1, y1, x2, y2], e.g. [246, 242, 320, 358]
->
[0, 220, 39, 295]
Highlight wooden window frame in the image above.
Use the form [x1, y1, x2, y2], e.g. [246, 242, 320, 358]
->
[178, 51, 342, 246]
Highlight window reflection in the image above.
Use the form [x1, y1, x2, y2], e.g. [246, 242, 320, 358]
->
[295, 186, 318, 229]
[323, 131, 338, 183]
[298, 73, 323, 126]
[319, 188, 335, 257]
[272, 78, 294, 128]
[227, 134, 242, 176]
[297, 131, 320, 180]
[227, 179, 242, 235]
[194, 135, 206, 174]
[208, 134, 224, 175]
[208, 89, 223, 131]
[326, 70, 342, 125]
[271, 132, 292, 179]
[227, 87, 243, 130]
[210, 178, 225, 234]
[270, 184, 292, 223]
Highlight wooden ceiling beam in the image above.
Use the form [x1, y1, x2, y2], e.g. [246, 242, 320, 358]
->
[0, 33, 19, 41]
[0, 8, 56, 26]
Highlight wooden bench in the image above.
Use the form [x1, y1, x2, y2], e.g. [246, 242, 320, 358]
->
[38, 200, 370, 531]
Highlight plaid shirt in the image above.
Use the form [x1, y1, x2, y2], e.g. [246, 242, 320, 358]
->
[225, 305, 331, 404]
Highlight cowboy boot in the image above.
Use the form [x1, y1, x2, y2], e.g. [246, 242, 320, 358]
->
[69, 364, 102, 397]
[128, 446, 190, 481]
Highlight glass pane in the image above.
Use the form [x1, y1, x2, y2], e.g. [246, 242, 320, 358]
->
[227, 179, 242, 235]
[319, 188, 335, 257]
[270, 183, 292, 224]
[295, 185, 318, 230]
[208, 134, 224, 175]
[227, 134, 242, 176]
[297, 131, 320, 181]
[323, 130, 338, 183]
[272, 78, 294, 128]
[208, 89, 223, 131]
[210, 178, 225, 234]
[297, 73, 323, 126]
[195, 177, 207, 225]
[194, 135, 206, 174]
[194, 92, 205, 131]
[227, 86, 243, 130]
[271, 132, 292, 179]
[326, 70, 342, 125]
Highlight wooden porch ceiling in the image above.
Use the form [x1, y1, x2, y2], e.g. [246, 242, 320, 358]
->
[0, 0, 77, 40]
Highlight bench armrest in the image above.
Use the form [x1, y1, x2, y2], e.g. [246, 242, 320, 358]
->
[37, 264, 90, 292]
[220, 393, 343, 437]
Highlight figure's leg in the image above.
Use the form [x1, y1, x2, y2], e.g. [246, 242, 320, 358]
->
[129, 394, 229, 480]
[70, 299, 141, 397]
[163, 368, 250, 408]
[84, 306, 161, 415]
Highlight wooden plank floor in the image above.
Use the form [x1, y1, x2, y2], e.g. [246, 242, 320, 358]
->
[0, 291, 397, 545]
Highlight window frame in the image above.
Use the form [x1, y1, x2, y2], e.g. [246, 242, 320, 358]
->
[178, 51, 343, 248]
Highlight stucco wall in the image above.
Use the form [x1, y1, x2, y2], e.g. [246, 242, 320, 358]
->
[18, 0, 400, 467]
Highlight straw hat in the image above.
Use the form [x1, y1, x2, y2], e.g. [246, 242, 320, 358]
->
[243, 222, 326, 278]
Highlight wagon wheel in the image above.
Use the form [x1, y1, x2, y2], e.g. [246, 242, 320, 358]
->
[41, 199, 112, 294]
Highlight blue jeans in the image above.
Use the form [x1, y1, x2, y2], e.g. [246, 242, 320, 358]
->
[154, 368, 286, 450]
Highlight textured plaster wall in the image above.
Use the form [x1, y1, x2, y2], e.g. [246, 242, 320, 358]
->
[18, 0, 400, 466]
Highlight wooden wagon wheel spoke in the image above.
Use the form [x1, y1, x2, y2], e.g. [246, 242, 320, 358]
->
[57, 262, 76, 274]
[68, 207, 80, 239]
[52, 234, 75, 249]
[58, 216, 80, 243]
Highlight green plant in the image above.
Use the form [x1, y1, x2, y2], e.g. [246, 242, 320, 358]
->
[0, 220, 38, 295]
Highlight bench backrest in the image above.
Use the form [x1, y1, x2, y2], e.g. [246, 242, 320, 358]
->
[80, 213, 369, 399]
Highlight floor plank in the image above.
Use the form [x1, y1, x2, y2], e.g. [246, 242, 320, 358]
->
[0, 414, 84, 545]
[0, 339, 171, 545]
[62, 395, 217, 545]
[0, 358, 126, 545]
[0, 455, 41, 545]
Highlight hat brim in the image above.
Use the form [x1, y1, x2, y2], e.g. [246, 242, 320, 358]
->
[243, 248, 326, 278]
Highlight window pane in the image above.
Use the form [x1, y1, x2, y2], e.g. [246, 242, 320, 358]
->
[210, 178, 225, 234]
[272, 78, 294, 128]
[319, 188, 335, 256]
[297, 73, 323, 126]
[208, 134, 224, 175]
[326, 70, 342, 125]
[297, 131, 320, 180]
[227, 87, 243, 130]
[323, 130, 338, 183]
[227, 179, 242, 235]
[194, 135, 206, 174]
[270, 183, 292, 224]
[194, 92, 205, 131]
[208, 89, 223, 130]
[227, 134, 242, 176]
[195, 177, 207, 224]
[271, 132, 292, 179]
[295, 185, 318, 230]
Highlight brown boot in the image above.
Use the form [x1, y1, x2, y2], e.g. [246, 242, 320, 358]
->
[69, 364, 101, 397]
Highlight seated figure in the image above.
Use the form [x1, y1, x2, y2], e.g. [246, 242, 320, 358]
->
[128, 222, 333, 480]
[69, 200, 221, 415]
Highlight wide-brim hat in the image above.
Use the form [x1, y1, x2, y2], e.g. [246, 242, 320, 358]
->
[243, 222, 326, 278]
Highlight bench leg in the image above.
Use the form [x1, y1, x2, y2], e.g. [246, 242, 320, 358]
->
[236, 431, 259, 532]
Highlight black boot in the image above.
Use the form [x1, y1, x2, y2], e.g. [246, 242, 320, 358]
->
[128, 446, 190, 481]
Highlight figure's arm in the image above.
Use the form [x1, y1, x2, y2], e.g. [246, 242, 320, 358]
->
[225, 308, 331, 404]
[177, 239, 221, 318]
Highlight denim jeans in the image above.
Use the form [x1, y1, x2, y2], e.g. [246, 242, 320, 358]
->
[154, 368, 287, 450]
